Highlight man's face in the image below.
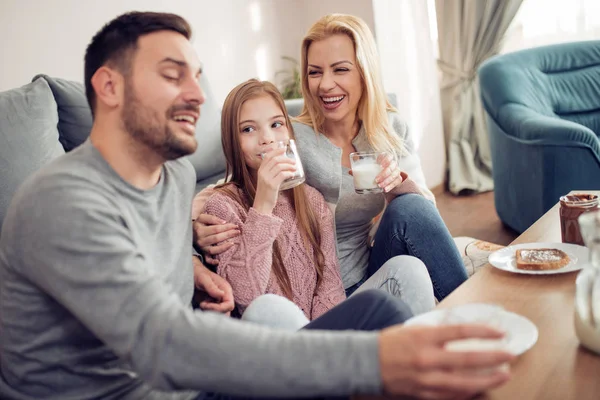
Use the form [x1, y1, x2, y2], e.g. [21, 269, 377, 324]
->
[121, 30, 205, 160]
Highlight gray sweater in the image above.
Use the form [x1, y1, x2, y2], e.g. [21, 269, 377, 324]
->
[0, 141, 380, 400]
[293, 112, 434, 288]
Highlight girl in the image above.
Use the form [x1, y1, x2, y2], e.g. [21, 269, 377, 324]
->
[202, 79, 434, 322]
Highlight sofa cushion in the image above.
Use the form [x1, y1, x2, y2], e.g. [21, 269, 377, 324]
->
[28, 74, 227, 186]
[32, 75, 93, 152]
[0, 79, 65, 230]
[186, 73, 226, 182]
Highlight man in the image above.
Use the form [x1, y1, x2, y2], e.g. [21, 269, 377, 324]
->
[0, 11, 514, 400]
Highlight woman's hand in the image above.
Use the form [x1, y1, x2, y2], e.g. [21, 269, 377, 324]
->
[253, 147, 296, 215]
[375, 153, 406, 193]
[193, 215, 240, 266]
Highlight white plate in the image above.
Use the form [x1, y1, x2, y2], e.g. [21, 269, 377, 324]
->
[488, 242, 588, 275]
[405, 303, 538, 355]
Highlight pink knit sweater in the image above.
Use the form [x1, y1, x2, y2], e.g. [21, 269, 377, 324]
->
[204, 185, 346, 320]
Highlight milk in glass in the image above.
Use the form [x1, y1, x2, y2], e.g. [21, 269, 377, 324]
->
[349, 152, 385, 194]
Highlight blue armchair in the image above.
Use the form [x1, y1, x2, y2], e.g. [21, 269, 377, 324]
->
[478, 40, 600, 233]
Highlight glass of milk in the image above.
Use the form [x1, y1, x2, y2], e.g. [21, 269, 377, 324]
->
[349, 152, 386, 194]
[260, 139, 305, 191]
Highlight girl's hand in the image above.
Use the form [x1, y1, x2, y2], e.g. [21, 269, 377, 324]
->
[253, 147, 296, 214]
[375, 153, 405, 193]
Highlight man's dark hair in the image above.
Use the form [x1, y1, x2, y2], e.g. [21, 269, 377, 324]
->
[84, 11, 192, 116]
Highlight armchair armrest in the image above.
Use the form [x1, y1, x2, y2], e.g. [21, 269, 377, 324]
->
[496, 103, 600, 157]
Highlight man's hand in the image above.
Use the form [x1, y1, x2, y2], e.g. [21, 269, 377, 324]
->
[193, 256, 235, 315]
[378, 324, 515, 400]
[193, 215, 240, 266]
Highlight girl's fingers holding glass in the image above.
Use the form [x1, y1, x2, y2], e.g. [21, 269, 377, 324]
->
[275, 170, 297, 183]
[260, 147, 286, 161]
[266, 157, 296, 175]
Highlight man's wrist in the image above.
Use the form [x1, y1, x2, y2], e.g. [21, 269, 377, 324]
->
[193, 251, 217, 273]
[194, 252, 205, 265]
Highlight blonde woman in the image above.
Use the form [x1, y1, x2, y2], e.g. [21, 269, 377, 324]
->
[195, 14, 467, 302]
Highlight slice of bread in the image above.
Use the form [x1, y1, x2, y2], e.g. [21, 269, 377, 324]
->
[515, 248, 570, 271]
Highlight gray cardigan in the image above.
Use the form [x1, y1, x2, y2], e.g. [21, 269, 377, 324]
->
[292, 112, 434, 287]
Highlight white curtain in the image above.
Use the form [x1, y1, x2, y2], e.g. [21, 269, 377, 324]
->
[372, 0, 446, 190]
[436, 0, 523, 195]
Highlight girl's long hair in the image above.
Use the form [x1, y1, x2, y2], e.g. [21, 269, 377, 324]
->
[295, 13, 405, 155]
[218, 79, 326, 299]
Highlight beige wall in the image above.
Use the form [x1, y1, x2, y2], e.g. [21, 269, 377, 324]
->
[0, 0, 444, 188]
[1, 0, 303, 105]
[0, 0, 373, 105]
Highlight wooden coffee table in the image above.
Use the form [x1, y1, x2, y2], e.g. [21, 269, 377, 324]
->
[438, 191, 600, 399]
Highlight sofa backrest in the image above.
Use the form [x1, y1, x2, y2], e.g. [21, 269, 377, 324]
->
[0, 74, 227, 233]
[0, 75, 312, 232]
[32, 74, 227, 186]
[479, 40, 600, 136]
[0, 73, 397, 232]
[0, 78, 66, 232]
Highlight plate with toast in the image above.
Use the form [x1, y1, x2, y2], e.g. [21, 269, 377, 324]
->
[488, 242, 589, 275]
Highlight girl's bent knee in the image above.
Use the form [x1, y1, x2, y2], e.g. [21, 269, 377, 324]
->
[382, 255, 428, 278]
[242, 294, 309, 330]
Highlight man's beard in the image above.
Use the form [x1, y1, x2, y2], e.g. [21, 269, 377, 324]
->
[121, 81, 198, 161]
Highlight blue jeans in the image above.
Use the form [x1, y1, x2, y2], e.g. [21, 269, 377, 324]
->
[368, 193, 468, 300]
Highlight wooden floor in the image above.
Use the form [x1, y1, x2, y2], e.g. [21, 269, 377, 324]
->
[432, 185, 519, 246]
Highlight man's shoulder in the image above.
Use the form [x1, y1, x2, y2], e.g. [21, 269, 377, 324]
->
[4, 143, 126, 234]
[15, 145, 111, 206]
[166, 157, 196, 181]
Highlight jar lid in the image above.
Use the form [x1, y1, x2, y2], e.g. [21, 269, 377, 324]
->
[560, 193, 599, 208]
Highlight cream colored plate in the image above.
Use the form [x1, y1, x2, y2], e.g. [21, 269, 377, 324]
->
[488, 242, 588, 275]
[405, 303, 538, 355]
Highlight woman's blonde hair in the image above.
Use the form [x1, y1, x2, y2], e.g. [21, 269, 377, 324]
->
[295, 13, 404, 154]
[218, 79, 326, 299]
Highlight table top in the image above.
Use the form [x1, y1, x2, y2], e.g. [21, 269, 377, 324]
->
[438, 191, 600, 399]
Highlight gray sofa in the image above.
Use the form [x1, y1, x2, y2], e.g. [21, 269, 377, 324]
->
[0, 75, 306, 234]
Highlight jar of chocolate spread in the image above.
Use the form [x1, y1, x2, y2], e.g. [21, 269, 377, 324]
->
[560, 193, 599, 245]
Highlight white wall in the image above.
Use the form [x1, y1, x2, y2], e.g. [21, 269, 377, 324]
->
[0, 0, 444, 188]
[0, 0, 305, 106]
[0, 0, 372, 105]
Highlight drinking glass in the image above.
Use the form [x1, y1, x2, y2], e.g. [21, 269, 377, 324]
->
[260, 139, 305, 191]
[349, 151, 386, 194]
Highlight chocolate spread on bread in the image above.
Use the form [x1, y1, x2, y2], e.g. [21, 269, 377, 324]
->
[515, 248, 570, 270]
